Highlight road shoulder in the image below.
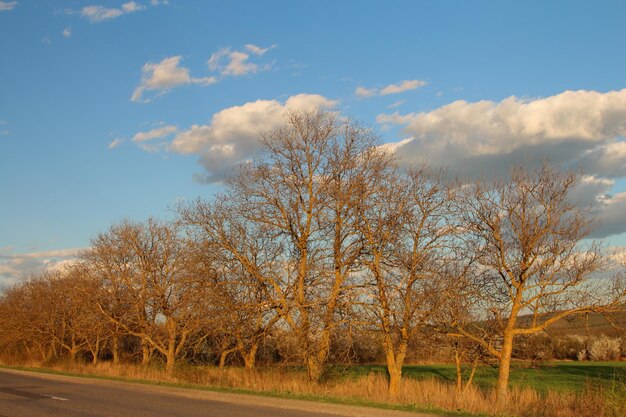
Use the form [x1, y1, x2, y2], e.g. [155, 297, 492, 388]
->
[0, 367, 446, 417]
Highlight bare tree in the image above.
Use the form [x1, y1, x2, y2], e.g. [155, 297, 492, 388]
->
[358, 166, 459, 397]
[2, 269, 106, 365]
[181, 197, 284, 370]
[0, 276, 58, 362]
[453, 165, 625, 400]
[87, 219, 209, 374]
[183, 110, 386, 381]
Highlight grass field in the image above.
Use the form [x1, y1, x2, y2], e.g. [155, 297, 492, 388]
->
[332, 361, 626, 393]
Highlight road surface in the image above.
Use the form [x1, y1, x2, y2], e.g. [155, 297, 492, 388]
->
[0, 368, 438, 417]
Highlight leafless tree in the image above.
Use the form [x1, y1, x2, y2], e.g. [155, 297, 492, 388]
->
[181, 197, 284, 370]
[358, 165, 459, 396]
[183, 110, 388, 381]
[86, 219, 209, 373]
[452, 165, 626, 400]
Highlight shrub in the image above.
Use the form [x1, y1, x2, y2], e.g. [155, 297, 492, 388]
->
[588, 336, 622, 361]
[554, 335, 587, 360]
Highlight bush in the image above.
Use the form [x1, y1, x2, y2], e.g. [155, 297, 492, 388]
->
[554, 335, 587, 360]
[515, 332, 555, 361]
[588, 336, 622, 361]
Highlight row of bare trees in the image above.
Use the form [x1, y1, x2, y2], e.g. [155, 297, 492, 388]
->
[1, 110, 624, 400]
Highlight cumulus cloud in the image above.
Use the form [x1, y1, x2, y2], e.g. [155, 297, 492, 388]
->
[569, 175, 614, 207]
[579, 141, 626, 178]
[168, 94, 338, 182]
[0, 1, 17, 11]
[377, 88, 626, 238]
[131, 56, 217, 102]
[0, 247, 84, 288]
[378, 89, 626, 178]
[208, 45, 275, 77]
[593, 191, 626, 238]
[81, 1, 146, 22]
[356, 79, 427, 98]
[62, 26, 72, 38]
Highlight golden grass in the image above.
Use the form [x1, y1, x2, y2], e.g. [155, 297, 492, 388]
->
[4, 360, 625, 417]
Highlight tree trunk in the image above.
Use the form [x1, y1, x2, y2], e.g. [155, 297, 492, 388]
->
[465, 359, 479, 392]
[219, 350, 229, 369]
[165, 353, 175, 375]
[91, 336, 101, 365]
[141, 340, 151, 366]
[388, 364, 402, 399]
[112, 334, 120, 364]
[166, 329, 176, 376]
[69, 338, 78, 365]
[384, 342, 404, 399]
[454, 349, 463, 390]
[306, 356, 323, 382]
[496, 329, 515, 401]
[243, 341, 259, 371]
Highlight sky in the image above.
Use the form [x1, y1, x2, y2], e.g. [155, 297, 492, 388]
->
[1, 0, 626, 287]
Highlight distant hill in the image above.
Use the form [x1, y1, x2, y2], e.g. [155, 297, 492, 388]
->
[517, 309, 626, 338]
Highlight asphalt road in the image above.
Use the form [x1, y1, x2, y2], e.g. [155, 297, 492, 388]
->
[0, 368, 437, 417]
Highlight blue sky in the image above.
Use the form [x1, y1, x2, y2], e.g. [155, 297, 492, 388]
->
[1, 1, 626, 285]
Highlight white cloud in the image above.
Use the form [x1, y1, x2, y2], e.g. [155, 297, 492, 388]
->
[62, 26, 72, 38]
[81, 1, 146, 23]
[121, 1, 143, 12]
[168, 94, 338, 182]
[0, 247, 84, 288]
[378, 89, 626, 176]
[356, 79, 427, 98]
[208, 45, 275, 77]
[223, 51, 257, 76]
[133, 125, 178, 142]
[208, 48, 257, 76]
[0, 1, 16, 11]
[132, 125, 177, 151]
[108, 138, 125, 149]
[378, 88, 626, 239]
[387, 100, 406, 109]
[245, 43, 277, 56]
[593, 191, 626, 238]
[131, 56, 217, 102]
[355, 86, 377, 98]
[150, 0, 169, 5]
[380, 79, 427, 95]
[579, 140, 626, 178]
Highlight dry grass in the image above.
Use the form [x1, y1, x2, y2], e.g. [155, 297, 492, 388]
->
[3, 360, 625, 417]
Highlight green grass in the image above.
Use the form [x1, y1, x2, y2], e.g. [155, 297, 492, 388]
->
[333, 361, 626, 393]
